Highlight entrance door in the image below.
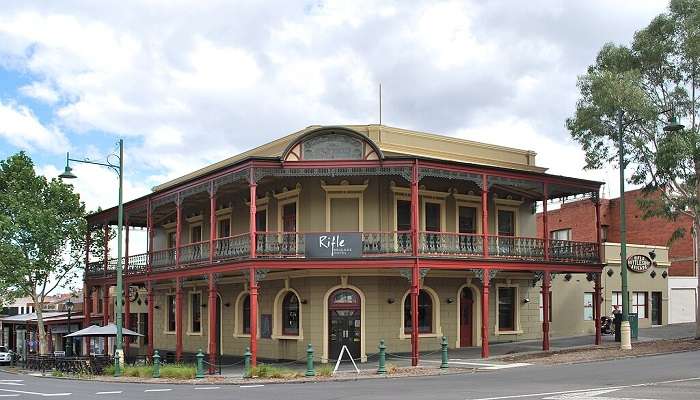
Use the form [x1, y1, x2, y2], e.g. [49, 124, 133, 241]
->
[651, 291, 662, 326]
[460, 287, 474, 347]
[328, 289, 361, 361]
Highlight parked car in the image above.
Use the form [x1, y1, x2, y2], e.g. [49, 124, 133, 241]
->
[0, 346, 12, 364]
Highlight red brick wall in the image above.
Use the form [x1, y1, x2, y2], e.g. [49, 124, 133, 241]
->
[537, 189, 696, 277]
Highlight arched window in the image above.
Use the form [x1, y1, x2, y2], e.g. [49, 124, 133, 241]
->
[282, 292, 300, 335]
[404, 290, 433, 334]
[243, 295, 251, 334]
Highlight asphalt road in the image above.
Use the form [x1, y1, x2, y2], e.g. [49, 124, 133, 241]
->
[1, 351, 699, 399]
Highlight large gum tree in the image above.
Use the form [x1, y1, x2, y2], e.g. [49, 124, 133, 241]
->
[567, 0, 700, 337]
[0, 152, 86, 354]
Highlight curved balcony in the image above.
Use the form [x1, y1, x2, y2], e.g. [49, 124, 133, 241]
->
[85, 231, 600, 277]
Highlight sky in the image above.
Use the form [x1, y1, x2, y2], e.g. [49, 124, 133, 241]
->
[0, 0, 670, 263]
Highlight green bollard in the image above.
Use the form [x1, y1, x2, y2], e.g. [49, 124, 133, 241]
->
[243, 347, 251, 378]
[305, 344, 315, 377]
[114, 352, 121, 377]
[440, 336, 449, 369]
[377, 339, 387, 375]
[152, 350, 161, 378]
[195, 349, 205, 379]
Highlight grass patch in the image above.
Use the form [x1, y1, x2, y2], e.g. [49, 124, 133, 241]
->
[249, 364, 302, 379]
[102, 364, 194, 379]
[51, 369, 64, 377]
[316, 364, 333, 377]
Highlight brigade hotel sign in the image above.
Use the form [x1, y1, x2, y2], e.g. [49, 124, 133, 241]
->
[305, 233, 363, 258]
[627, 254, 652, 273]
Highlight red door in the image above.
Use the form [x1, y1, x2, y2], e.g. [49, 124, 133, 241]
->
[460, 287, 473, 347]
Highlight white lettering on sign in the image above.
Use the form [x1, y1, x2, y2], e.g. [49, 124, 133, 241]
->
[626, 254, 652, 273]
[319, 235, 347, 257]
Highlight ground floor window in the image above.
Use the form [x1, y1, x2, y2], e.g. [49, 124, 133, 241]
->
[404, 290, 433, 333]
[282, 292, 300, 335]
[583, 292, 594, 321]
[498, 287, 516, 331]
[632, 291, 647, 319]
[243, 295, 251, 334]
[612, 291, 623, 313]
[167, 294, 176, 332]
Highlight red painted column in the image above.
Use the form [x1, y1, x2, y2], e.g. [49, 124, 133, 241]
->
[542, 271, 551, 351]
[209, 184, 216, 263]
[594, 273, 602, 345]
[207, 273, 217, 374]
[103, 224, 109, 274]
[249, 168, 257, 258]
[481, 175, 489, 257]
[481, 269, 490, 358]
[543, 184, 549, 260]
[147, 200, 154, 274]
[147, 281, 154, 358]
[83, 285, 92, 355]
[410, 161, 420, 367]
[175, 195, 182, 267]
[249, 267, 258, 367]
[175, 277, 183, 361]
[124, 217, 130, 354]
[594, 195, 602, 260]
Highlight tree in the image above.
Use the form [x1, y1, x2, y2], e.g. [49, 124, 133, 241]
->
[567, 0, 700, 338]
[0, 152, 86, 354]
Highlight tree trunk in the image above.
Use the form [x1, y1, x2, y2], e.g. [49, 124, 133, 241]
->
[33, 294, 48, 355]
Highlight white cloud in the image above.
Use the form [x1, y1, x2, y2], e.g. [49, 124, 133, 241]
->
[19, 81, 60, 104]
[0, 0, 668, 204]
[0, 100, 68, 153]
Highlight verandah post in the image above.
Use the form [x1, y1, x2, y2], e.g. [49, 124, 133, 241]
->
[209, 182, 216, 263]
[410, 160, 420, 367]
[175, 276, 183, 362]
[481, 175, 489, 257]
[249, 167, 257, 259]
[175, 194, 182, 267]
[249, 266, 259, 368]
[481, 268, 490, 358]
[594, 273, 602, 345]
[124, 216, 130, 355]
[543, 183, 549, 260]
[147, 280, 154, 358]
[542, 270, 551, 351]
[207, 273, 218, 374]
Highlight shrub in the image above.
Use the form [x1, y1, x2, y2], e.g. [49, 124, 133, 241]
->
[249, 364, 302, 379]
[51, 370, 64, 377]
[316, 364, 333, 377]
[159, 364, 196, 379]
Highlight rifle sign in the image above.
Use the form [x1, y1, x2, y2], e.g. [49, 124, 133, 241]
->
[627, 254, 652, 273]
[305, 233, 362, 258]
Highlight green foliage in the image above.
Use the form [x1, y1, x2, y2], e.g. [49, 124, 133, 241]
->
[249, 364, 302, 379]
[0, 152, 86, 351]
[51, 369, 64, 377]
[159, 364, 196, 379]
[316, 364, 333, 377]
[568, 0, 700, 241]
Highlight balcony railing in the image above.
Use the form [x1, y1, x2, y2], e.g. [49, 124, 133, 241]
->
[85, 231, 599, 277]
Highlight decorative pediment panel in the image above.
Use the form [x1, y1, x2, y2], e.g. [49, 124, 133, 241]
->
[282, 127, 383, 162]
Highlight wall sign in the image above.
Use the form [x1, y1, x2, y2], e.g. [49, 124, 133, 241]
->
[305, 233, 362, 258]
[627, 254, 652, 273]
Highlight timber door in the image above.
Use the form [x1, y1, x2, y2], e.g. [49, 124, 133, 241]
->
[460, 287, 474, 347]
[651, 291, 662, 326]
[328, 289, 361, 361]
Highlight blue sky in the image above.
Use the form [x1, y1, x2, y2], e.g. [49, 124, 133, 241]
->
[0, 0, 668, 213]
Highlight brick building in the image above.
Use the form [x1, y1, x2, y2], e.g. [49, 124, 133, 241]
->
[537, 189, 695, 277]
[537, 189, 698, 324]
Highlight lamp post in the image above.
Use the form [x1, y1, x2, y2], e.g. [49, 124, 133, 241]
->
[64, 300, 74, 357]
[59, 139, 124, 376]
[617, 111, 683, 350]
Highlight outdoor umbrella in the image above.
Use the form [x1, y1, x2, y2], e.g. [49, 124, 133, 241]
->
[64, 323, 143, 338]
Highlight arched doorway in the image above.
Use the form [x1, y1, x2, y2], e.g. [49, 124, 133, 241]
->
[460, 287, 474, 347]
[328, 288, 361, 361]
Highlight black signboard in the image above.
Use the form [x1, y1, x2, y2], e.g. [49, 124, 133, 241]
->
[627, 254, 652, 273]
[305, 233, 362, 258]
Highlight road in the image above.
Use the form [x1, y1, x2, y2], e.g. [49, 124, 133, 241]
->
[1, 351, 699, 399]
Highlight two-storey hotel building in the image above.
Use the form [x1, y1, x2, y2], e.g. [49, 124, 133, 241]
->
[82, 125, 605, 369]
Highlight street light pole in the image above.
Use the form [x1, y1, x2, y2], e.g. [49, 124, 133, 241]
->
[618, 111, 632, 350]
[59, 139, 124, 376]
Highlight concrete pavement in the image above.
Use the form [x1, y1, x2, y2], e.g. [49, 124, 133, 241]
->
[1, 348, 699, 399]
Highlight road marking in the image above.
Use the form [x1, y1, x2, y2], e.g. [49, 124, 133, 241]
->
[423, 360, 531, 369]
[194, 387, 220, 390]
[144, 389, 172, 392]
[96, 391, 124, 395]
[466, 376, 700, 400]
[543, 388, 657, 399]
[0, 384, 22, 387]
[0, 389, 72, 397]
[0, 381, 23, 383]
[240, 384, 265, 388]
[0, 395, 19, 397]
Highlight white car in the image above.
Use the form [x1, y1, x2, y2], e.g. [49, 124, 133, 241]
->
[0, 346, 12, 365]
